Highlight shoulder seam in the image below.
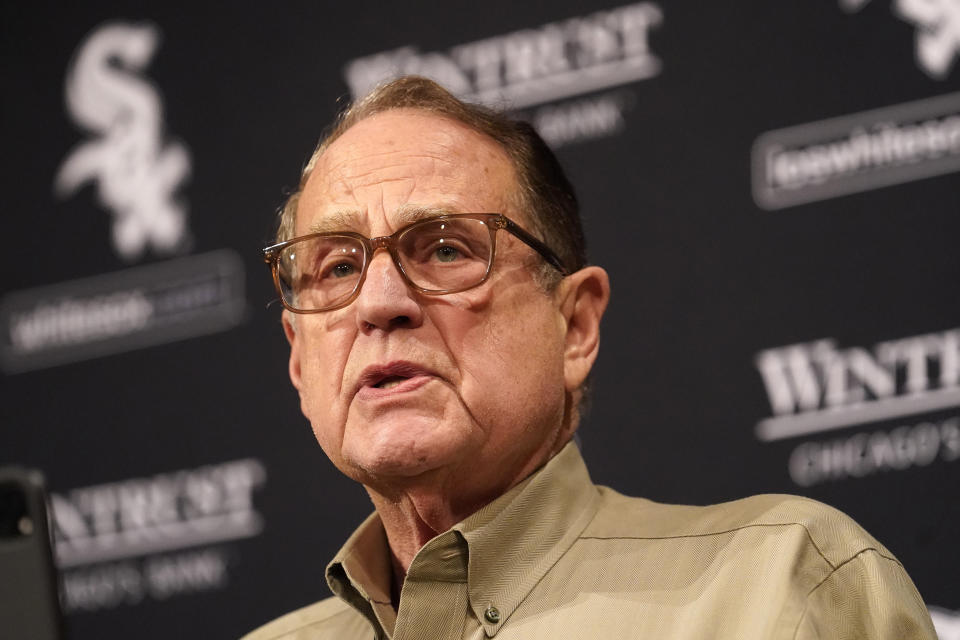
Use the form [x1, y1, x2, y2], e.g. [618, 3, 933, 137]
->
[805, 547, 903, 598]
[792, 548, 904, 640]
[580, 521, 838, 570]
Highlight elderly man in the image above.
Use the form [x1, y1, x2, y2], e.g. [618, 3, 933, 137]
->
[246, 77, 936, 639]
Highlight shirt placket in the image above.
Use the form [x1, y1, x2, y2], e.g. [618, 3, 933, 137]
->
[393, 532, 471, 640]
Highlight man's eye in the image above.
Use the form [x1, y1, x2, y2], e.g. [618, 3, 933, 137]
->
[328, 262, 357, 278]
[434, 245, 462, 263]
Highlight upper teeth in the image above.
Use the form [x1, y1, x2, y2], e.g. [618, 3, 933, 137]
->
[378, 378, 404, 389]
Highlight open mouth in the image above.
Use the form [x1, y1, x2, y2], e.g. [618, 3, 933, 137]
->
[373, 375, 409, 390]
[356, 362, 435, 398]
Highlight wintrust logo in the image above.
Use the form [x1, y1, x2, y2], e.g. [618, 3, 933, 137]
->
[343, 3, 662, 146]
[842, 0, 960, 79]
[55, 22, 191, 261]
[53, 459, 266, 612]
[755, 330, 960, 486]
[755, 328, 960, 441]
[51, 459, 265, 568]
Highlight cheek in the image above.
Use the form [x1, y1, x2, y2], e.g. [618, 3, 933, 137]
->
[296, 317, 355, 441]
[446, 289, 566, 431]
[464, 330, 566, 454]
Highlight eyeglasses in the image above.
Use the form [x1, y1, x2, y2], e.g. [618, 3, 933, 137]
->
[263, 213, 569, 313]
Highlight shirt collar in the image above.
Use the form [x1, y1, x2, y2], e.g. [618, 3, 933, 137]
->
[326, 442, 599, 636]
[454, 441, 599, 633]
[326, 511, 397, 634]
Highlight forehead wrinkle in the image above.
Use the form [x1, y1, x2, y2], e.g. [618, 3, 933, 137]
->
[323, 146, 460, 181]
[303, 115, 519, 235]
[343, 156, 459, 191]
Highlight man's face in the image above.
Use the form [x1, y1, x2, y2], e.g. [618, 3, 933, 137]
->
[284, 109, 573, 504]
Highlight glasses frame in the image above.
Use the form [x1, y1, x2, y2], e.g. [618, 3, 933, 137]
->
[263, 213, 569, 314]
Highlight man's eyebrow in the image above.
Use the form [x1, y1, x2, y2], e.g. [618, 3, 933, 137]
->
[307, 210, 363, 234]
[306, 206, 461, 235]
[396, 205, 460, 224]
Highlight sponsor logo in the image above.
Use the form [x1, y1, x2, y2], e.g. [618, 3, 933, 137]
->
[531, 92, 631, 148]
[786, 416, 958, 486]
[752, 91, 960, 209]
[842, 0, 960, 79]
[52, 459, 265, 612]
[62, 549, 230, 613]
[931, 606, 960, 640]
[55, 22, 191, 261]
[1, 21, 247, 374]
[755, 328, 960, 485]
[0, 250, 245, 373]
[342, 3, 662, 147]
[755, 328, 960, 441]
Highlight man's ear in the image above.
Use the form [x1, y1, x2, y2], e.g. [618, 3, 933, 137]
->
[281, 310, 303, 393]
[557, 266, 610, 392]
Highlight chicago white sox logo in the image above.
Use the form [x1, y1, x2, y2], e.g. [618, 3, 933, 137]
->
[54, 22, 191, 261]
[842, 0, 960, 78]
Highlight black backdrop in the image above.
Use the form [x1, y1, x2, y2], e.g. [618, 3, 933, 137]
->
[2, 2, 958, 638]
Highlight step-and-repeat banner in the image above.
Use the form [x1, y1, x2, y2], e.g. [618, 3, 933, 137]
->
[2, 2, 958, 638]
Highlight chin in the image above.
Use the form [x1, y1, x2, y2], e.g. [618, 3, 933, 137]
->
[344, 423, 472, 484]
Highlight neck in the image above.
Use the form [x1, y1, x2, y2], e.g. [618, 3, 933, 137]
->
[366, 483, 491, 575]
[368, 408, 579, 586]
[368, 482, 487, 606]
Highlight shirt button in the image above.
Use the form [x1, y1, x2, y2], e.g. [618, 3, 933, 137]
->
[484, 606, 501, 624]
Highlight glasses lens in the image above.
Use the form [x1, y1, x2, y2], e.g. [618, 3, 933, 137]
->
[397, 217, 493, 291]
[277, 235, 366, 311]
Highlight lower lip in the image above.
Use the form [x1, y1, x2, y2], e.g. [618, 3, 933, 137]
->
[356, 375, 434, 400]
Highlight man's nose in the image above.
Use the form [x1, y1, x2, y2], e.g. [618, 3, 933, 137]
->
[354, 250, 424, 331]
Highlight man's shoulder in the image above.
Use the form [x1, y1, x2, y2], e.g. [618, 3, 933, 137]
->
[586, 488, 890, 567]
[572, 488, 935, 637]
[241, 596, 369, 640]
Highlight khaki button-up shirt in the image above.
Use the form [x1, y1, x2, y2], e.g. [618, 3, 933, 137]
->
[243, 443, 936, 639]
